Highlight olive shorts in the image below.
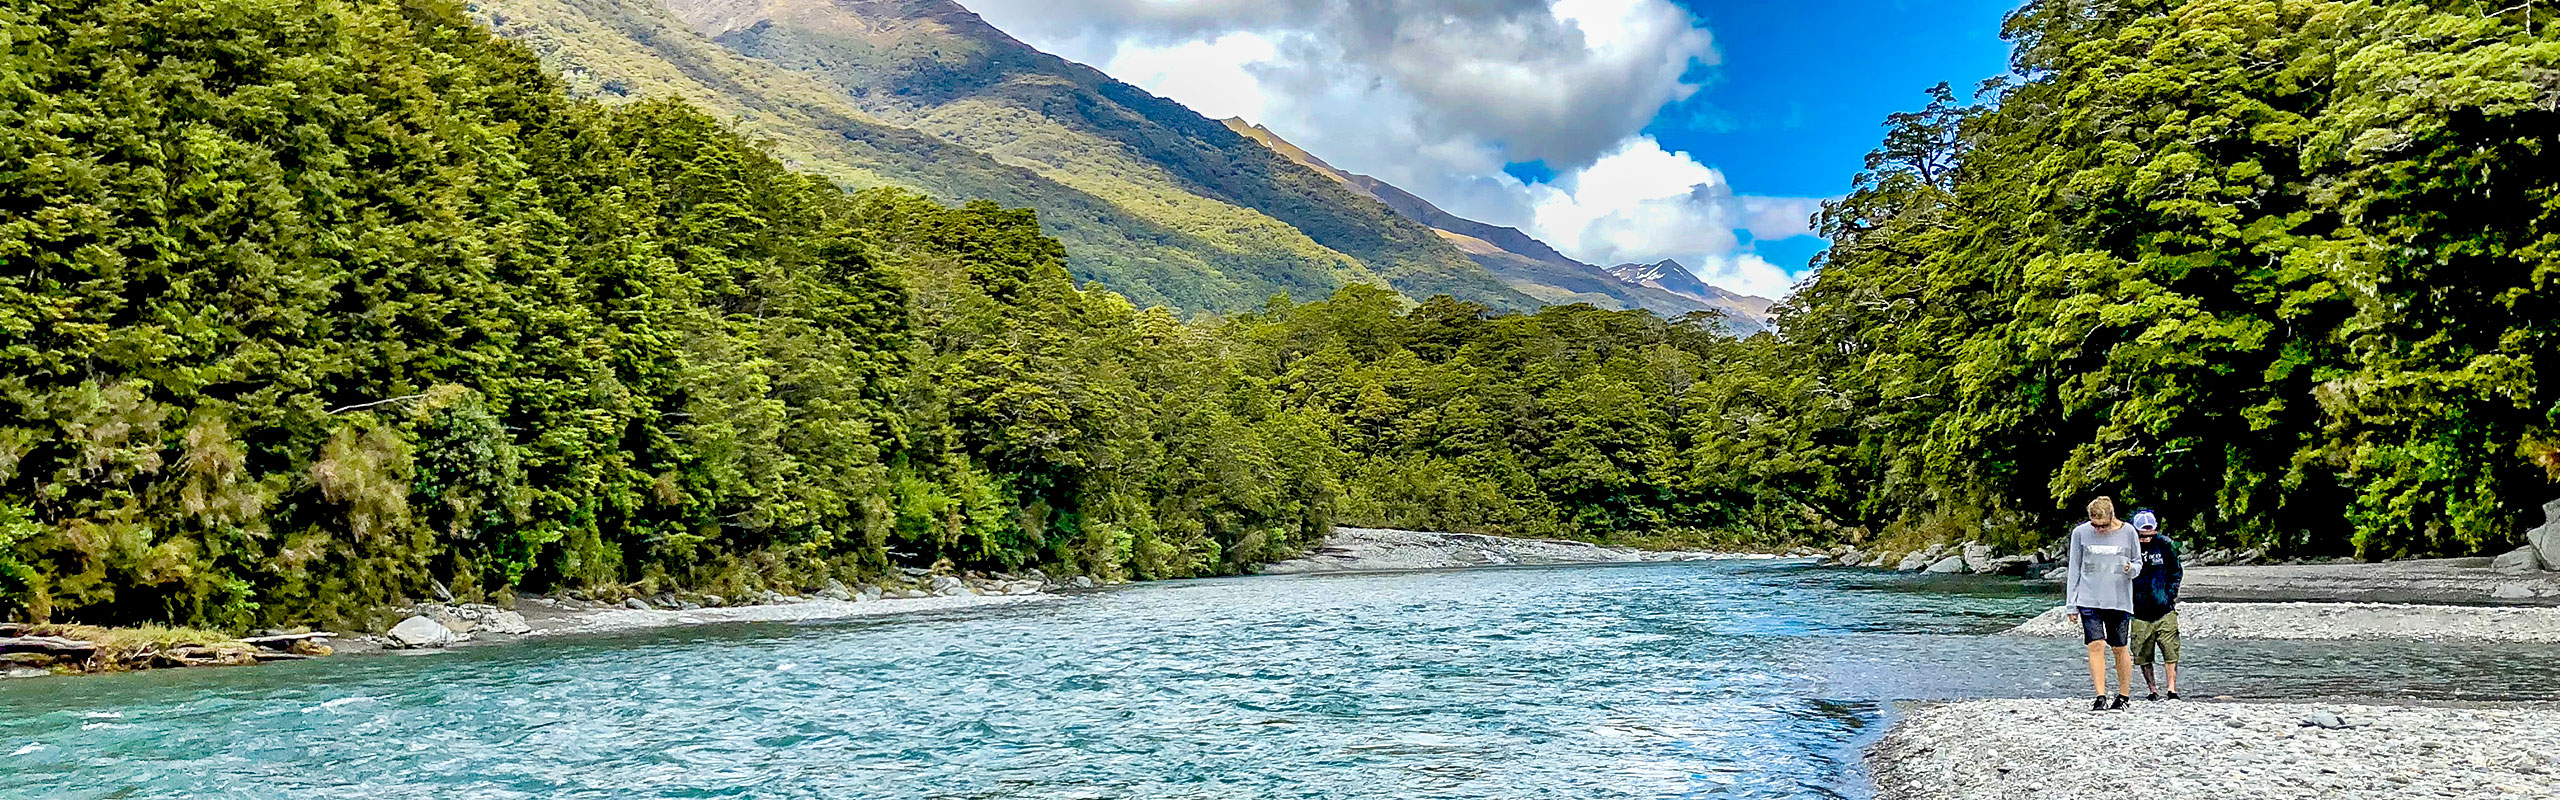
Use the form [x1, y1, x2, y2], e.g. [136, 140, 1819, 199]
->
[2131, 611, 2180, 666]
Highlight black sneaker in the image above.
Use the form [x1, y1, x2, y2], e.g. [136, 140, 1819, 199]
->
[2092, 696, 2109, 711]
[2110, 695, 2130, 710]
[2166, 691, 2180, 701]
[2146, 692, 2161, 701]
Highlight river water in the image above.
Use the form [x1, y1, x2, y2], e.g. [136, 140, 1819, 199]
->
[9, 560, 2560, 799]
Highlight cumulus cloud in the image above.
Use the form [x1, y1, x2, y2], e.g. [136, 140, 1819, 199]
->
[955, 0, 1825, 297]
[1521, 137, 1813, 297]
[1092, 32, 1282, 121]
[964, 0, 1706, 168]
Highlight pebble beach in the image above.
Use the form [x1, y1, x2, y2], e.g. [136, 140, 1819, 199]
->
[1871, 699, 2560, 799]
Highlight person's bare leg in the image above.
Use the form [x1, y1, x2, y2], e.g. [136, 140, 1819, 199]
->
[2140, 664, 2157, 695]
[2086, 640, 2108, 697]
[2165, 663, 2179, 695]
[2112, 646, 2135, 697]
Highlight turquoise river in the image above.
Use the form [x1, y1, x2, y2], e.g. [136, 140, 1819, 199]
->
[9, 560, 2560, 798]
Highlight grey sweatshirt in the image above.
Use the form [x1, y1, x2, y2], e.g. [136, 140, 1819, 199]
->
[2064, 521, 2142, 612]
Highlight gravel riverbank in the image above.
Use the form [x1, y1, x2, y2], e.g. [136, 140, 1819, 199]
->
[507, 592, 1057, 637]
[1256, 527, 1725, 574]
[2004, 601, 2560, 643]
[2181, 558, 2560, 604]
[1871, 699, 2560, 799]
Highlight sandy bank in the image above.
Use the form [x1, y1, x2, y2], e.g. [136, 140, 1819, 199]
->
[1871, 699, 2560, 799]
[1256, 526, 1727, 574]
[2004, 602, 2560, 643]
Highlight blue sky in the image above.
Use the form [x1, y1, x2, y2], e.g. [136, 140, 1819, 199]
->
[958, 0, 2020, 296]
[1648, 0, 2019, 272]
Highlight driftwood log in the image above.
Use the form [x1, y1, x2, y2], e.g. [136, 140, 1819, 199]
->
[238, 632, 334, 649]
[146, 645, 259, 669]
[0, 635, 100, 656]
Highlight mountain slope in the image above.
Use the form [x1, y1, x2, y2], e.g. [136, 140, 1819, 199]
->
[471, 0, 1535, 311]
[1222, 119, 1774, 330]
[662, 0, 1536, 310]
[471, 0, 1295, 311]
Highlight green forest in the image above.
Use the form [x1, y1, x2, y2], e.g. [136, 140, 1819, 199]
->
[2, 0, 2555, 630]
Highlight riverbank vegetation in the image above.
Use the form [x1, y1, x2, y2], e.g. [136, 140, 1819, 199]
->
[3, 0, 2557, 631]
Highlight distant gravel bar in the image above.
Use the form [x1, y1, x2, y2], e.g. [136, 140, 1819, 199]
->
[1256, 527, 1730, 574]
[1871, 699, 2560, 800]
[2005, 602, 2560, 643]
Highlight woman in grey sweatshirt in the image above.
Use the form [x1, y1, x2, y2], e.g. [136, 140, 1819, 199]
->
[2066, 496, 2142, 710]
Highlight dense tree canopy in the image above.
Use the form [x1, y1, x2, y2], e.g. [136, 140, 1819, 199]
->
[1777, 0, 2560, 556]
[0, 0, 1341, 629]
[3, 0, 2556, 631]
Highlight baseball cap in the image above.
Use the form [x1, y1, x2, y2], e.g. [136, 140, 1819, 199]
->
[2131, 510, 2159, 531]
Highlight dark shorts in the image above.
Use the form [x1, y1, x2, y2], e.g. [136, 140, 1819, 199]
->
[2076, 607, 2130, 647]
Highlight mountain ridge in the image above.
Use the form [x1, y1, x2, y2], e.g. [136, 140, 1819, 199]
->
[671, 0, 1539, 310]
[1221, 118, 1774, 330]
[473, 0, 1538, 312]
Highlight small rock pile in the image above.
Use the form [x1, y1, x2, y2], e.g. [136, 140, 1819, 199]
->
[2491, 498, 2560, 575]
[387, 602, 532, 649]
[1815, 541, 2040, 576]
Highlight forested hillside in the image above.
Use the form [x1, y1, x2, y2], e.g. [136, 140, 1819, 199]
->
[0, 0, 1346, 629]
[682, 0, 1535, 310]
[3, 0, 2556, 633]
[469, 0, 1274, 313]
[0, 0, 1761, 631]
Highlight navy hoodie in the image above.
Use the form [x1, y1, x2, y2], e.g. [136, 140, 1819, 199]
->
[2132, 535, 2183, 621]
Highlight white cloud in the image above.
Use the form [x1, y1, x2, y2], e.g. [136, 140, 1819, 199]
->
[960, 0, 1705, 170]
[1094, 32, 1280, 121]
[1519, 137, 1808, 298]
[954, 0, 1825, 296]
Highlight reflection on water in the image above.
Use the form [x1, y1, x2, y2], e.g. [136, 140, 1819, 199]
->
[6, 561, 2558, 799]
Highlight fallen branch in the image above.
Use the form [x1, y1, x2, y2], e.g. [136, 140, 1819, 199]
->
[328, 394, 428, 415]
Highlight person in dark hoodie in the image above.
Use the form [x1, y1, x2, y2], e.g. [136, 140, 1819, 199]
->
[2128, 509, 2183, 701]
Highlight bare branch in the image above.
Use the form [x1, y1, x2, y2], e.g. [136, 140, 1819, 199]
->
[328, 394, 429, 415]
